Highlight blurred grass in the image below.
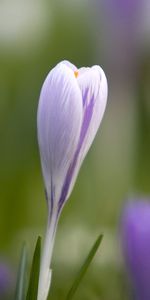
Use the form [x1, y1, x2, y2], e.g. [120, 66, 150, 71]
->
[0, 1, 150, 299]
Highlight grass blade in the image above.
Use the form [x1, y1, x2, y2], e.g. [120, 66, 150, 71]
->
[26, 236, 41, 300]
[66, 234, 103, 300]
[14, 243, 27, 300]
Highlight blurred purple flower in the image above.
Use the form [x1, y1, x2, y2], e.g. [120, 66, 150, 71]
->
[0, 261, 13, 296]
[95, 0, 143, 80]
[122, 199, 150, 300]
[37, 60, 108, 300]
[104, 0, 141, 23]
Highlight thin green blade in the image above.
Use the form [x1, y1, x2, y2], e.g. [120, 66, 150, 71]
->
[66, 234, 103, 300]
[14, 243, 27, 300]
[26, 236, 41, 300]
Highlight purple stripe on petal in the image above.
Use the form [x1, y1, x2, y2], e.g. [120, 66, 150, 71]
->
[50, 177, 55, 219]
[57, 154, 77, 215]
[45, 177, 55, 222]
[82, 88, 89, 107]
[78, 93, 95, 150]
[58, 93, 95, 213]
[45, 178, 54, 218]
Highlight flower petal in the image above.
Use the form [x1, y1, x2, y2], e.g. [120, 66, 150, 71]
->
[58, 65, 108, 212]
[37, 62, 83, 213]
[61, 60, 77, 71]
[77, 66, 108, 160]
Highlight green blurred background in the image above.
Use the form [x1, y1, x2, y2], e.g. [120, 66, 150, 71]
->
[0, 0, 150, 299]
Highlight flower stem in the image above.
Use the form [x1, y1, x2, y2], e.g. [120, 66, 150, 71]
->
[37, 212, 57, 300]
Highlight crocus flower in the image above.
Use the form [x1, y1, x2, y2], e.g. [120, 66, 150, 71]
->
[121, 199, 150, 300]
[37, 60, 108, 300]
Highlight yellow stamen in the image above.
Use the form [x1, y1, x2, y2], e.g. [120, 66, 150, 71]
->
[74, 70, 79, 78]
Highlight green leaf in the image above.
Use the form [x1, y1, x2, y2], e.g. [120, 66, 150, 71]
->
[26, 236, 41, 300]
[14, 243, 28, 300]
[66, 234, 103, 300]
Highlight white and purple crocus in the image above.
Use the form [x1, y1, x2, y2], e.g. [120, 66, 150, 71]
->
[37, 60, 108, 300]
[122, 199, 150, 300]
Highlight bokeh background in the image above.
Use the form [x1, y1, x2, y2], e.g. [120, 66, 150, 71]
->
[0, 0, 150, 299]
